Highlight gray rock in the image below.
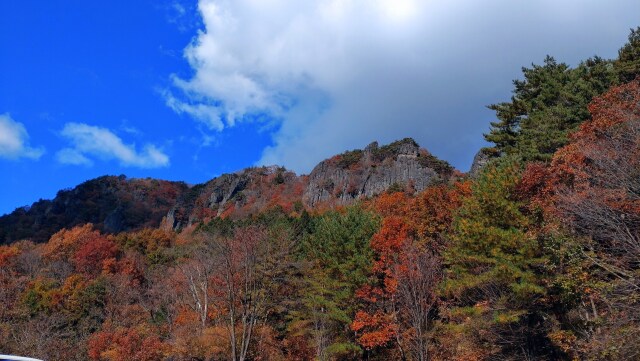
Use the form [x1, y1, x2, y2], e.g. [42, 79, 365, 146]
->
[303, 138, 452, 207]
[469, 147, 500, 178]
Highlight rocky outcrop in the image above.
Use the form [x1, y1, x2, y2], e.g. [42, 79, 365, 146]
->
[469, 147, 500, 178]
[167, 166, 305, 230]
[167, 139, 455, 228]
[303, 138, 454, 207]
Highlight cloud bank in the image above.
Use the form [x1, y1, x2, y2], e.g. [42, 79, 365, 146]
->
[168, 0, 639, 172]
[57, 123, 170, 168]
[0, 113, 44, 160]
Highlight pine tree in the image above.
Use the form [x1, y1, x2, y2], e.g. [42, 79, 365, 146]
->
[486, 55, 617, 162]
[615, 27, 640, 83]
[295, 206, 380, 360]
[442, 159, 555, 359]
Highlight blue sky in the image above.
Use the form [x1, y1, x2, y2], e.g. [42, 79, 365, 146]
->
[0, 0, 638, 215]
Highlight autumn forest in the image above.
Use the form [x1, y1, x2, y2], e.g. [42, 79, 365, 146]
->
[1, 28, 640, 361]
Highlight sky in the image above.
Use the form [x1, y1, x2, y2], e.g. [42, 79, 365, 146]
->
[0, 0, 638, 216]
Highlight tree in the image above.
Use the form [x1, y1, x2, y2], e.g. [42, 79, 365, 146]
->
[352, 217, 442, 361]
[88, 325, 168, 361]
[353, 185, 469, 360]
[545, 79, 640, 359]
[486, 55, 617, 162]
[174, 245, 213, 330]
[177, 222, 295, 361]
[352, 216, 412, 356]
[73, 236, 118, 276]
[296, 206, 380, 360]
[615, 27, 640, 83]
[442, 159, 557, 359]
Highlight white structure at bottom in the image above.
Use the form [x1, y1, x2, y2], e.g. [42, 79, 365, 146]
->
[0, 356, 44, 361]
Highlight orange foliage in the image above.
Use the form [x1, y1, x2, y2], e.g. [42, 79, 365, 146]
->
[115, 254, 145, 285]
[351, 310, 397, 349]
[353, 182, 470, 352]
[43, 224, 103, 261]
[88, 326, 168, 361]
[407, 182, 471, 248]
[541, 80, 640, 220]
[73, 236, 118, 275]
[369, 191, 410, 217]
[551, 79, 640, 186]
[0, 245, 20, 267]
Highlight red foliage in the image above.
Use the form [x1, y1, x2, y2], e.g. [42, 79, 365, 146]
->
[407, 182, 471, 249]
[353, 182, 469, 352]
[73, 236, 118, 275]
[351, 310, 397, 350]
[545, 80, 640, 251]
[43, 224, 103, 262]
[88, 326, 167, 361]
[369, 191, 410, 217]
[115, 254, 146, 285]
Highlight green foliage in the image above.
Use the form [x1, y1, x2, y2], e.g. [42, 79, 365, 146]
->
[292, 206, 379, 359]
[445, 159, 543, 302]
[443, 158, 554, 358]
[485, 56, 617, 162]
[197, 216, 237, 237]
[302, 206, 379, 290]
[325, 342, 362, 359]
[273, 169, 286, 184]
[416, 150, 454, 175]
[336, 149, 364, 169]
[385, 182, 403, 194]
[22, 278, 58, 315]
[486, 28, 640, 162]
[371, 138, 418, 161]
[615, 26, 640, 83]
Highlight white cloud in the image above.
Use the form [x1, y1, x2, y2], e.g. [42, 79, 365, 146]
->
[164, 89, 224, 130]
[169, 0, 639, 172]
[56, 123, 170, 168]
[55, 148, 92, 166]
[0, 113, 44, 160]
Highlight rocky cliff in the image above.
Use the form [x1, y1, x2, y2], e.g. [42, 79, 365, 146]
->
[165, 166, 306, 230]
[468, 147, 501, 178]
[303, 138, 454, 207]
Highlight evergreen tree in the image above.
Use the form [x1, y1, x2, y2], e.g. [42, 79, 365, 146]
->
[615, 26, 640, 83]
[486, 56, 618, 162]
[294, 206, 380, 360]
[486, 28, 640, 162]
[442, 159, 558, 359]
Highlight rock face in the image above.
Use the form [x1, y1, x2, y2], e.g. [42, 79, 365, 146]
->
[469, 147, 500, 178]
[303, 138, 454, 207]
[166, 166, 305, 230]
[167, 139, 454, 228]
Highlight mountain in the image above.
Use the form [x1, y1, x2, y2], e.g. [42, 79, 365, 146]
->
[0, 176, 188, 244]
[164, 165, 307, 231]
[304, 138, 455, 207]
[0, 138, 456, 244]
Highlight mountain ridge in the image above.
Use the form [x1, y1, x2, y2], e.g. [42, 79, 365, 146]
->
[0, 138, 463, 244]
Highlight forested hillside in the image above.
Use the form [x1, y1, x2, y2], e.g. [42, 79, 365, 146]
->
[0, 28, 638, 361]
[0, 176, 189, 244]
